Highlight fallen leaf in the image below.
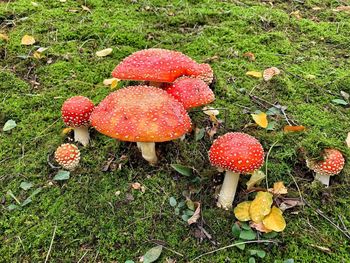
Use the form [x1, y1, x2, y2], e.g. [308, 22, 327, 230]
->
[96, 48, 113, 57]
[290, 10, 302, 19]
[188, 202, 201, 225]
[234, 201, 252, 221]
[33, 51, 42, 59]
[249, 191, 273, 223]
[246, 71, 262, 78]
[332, 99, 348, 106]
[251, 112, 268, 128]
[131, 182, 141, 190]
[62, 127, 73, 135]
[36, 47, 48, 53]
[268, 181, 288, 195]
[279, 198, 304, 211]
[195, 128, 205, 141]
[202, 106, 220, 116]
[21, 35, 36, 45]
[81, 5, 91, 12]
[263, 67, 280, 81]
[310, 244, 331, 253]
[346, 132, 350, 148]
[142, 245, 163, 263]
[53, 170, 70, 181]
[283, 125, 306, 132]
[250, 221, 272, 233]
[243, 52, 255, 62]
[340, 91, 350, 100]
[171, 164, 192, 176]
[103, 78, 119, 89]
[333, 6, 350, 12]
[246, 170, 266, 190]
[262, 206, 286, 232]
[20, 181, 33, 191]
[3, 120, 17, 131]
[0, 33, 9, 41]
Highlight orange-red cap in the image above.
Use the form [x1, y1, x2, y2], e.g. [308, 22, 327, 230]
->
[54, 143, 80, 170]
[90, 86, 192, 142]
[309, 149, 345, 176]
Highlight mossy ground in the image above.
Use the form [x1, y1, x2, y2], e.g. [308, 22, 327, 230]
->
[1, 0, 350, 262]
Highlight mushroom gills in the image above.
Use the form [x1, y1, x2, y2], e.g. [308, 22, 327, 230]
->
[137, 142, 158, 164]
[74, 126, 90, 146]
[217, 171, 240, 210]
[315, 173, 331, 187]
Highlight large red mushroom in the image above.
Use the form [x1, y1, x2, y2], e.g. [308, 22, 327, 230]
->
[90, 86, 192, 164]
[209, 132, 264, 209]
[112, 48, 213, 86]
[61, 96, 94, 146]
[306, 148, 345, 187]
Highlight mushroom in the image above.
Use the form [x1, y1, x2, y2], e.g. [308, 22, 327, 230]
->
[209, 132, 264, 209]
[90, 85, 192, 164]
[165, 77, 215, 110]
[112, 48, 213, 86]
[61, 96, 94, 146]
[306, 148, 345, 187]
[54, 143, 80, 170]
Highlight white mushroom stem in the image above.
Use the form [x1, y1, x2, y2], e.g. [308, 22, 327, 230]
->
[217, 171, 240, 210]
[74, 126, 90, 146]
[315, 173, 331, 187]
[137, 142, 157, 164]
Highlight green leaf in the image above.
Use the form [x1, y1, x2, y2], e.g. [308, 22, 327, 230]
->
[181, 214, 190, 221]
[249, 257, 256, 263]
[239, 229, 256, 240]
[235, 239, 246, 250]
[186, 199, 195, 210]
[53, 170, 70, 181]
[232, 223, 241, 238]
[143, 245, 162, 263]
[3, 120, 17, 131]
[195, 128, 205, 141]
[263, 231, 278, 239]
[283, 260, 294, 263]
[171, 164, 192, 176]
[266, 107, 280, 116]
[266, 121, 277, 131]
[184, 209, 194, 216]
[169, 197, 177, 207]
[125, 261, 134, 263]
[8, 204, 19, 211]
[21, 198, 32, 207]
[241, 222, 251, 230]
[20, 181, 33, 190]
[174, 207, 180, 215]
[7, 190, 20, 204]
[257, 250, 266, 258]
[177, 201, 185, 208]
[332, 99, 348, 105]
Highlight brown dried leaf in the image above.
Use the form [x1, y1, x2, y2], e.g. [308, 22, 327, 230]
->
[263, 67, 281, 81]
[243, 52, 255, 62]
[250, 221, 272, 233]
[188, 202, 201, 225]
[279, 198, 304, 211]
[290, 10, 302, 19]
[131, 182, 141, 190]
[81, 5, 91, 12]
[249, 191, 273, 223]
[0, 33, 9, 41]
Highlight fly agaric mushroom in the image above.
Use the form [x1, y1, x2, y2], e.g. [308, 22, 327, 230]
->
[61, 96, 94, 146]
[90, 85, 191, 164]
[112, 48, 213, 86]
[165, 77, 215, 110]
[54, 143, 80, 170]
[306, 148, 345, 187]
[209, 132, 264, 209]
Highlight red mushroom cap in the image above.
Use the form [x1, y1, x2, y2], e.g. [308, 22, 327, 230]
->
[90, 85, 192, 142]
[62, 96, 94, 128]
[165, 77, 215, 109]
[208, 132, 264, 173]
[112, 48, 213, 84]
[54, 143, 80, 170]
[309, 149, 345, 176]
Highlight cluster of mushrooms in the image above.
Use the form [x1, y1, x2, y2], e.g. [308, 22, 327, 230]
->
[54, 48, 346, 210]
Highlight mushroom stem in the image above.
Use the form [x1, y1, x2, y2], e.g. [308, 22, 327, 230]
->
[315, 173, 330, 187]
[74, 126, 90, 146]
[137, 142, 158, 164]
[217, 171, 240, 210]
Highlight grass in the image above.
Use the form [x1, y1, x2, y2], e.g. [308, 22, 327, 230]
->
[1, 0, 350, 262]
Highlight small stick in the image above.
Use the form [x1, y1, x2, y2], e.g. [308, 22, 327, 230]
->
[45, 225, 57, 263]
[77, 250, 89, 263]
[265, 141, 279, 189]
[190, 240, 278, 262]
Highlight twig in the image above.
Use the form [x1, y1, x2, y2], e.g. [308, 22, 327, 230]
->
[77, 250, 89, 263]
[45, 225, 57, 263]
[287, 172, 304, 208]
[338, 215, 350, 237]
[190, 240, 278, 262]
[265, 141, 279, 189]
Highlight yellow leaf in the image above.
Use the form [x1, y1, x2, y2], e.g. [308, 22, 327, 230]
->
[96, 48, 113, 57]
[103, 78, 119, 89]
[251, 112, 268, 128]
[249, 191, 273, 223]
[262, 206, 286, 232]
[263, 67, 280, 81]
[21, 35, 36, 45]
[246, 170, 266, 190]
[243, 52, 255, 62]
[0, 33, 9, 41]
[234, 201, 252, 221]
[62, 127, 73, 135]
[33, 51, 42, 59]
[268, 181, 288, 195]
[346, 132, 350, 148]
[246, 71, 262, 78]
[202, 106, 220, 116]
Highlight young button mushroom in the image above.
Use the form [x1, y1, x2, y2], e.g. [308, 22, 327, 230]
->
[90, 85, 192, 164]
[165, 77, 215, 110]
[306, 148, 345, 187]
[61, 96, 94, 146]
[54, 143, 80, 170]
[209, 132, 264, 210]
[112, 48, 213, 86]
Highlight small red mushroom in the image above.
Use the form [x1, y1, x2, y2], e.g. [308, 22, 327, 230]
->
[90, 85, 192, 164]
[112, 48, 213, 86]
[209, 132, 264, 209]
[54, 143, 80, 170]
[61, 96, 94, 146]
[306, 148, 345, 187]
[165, 77, 215, 110]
